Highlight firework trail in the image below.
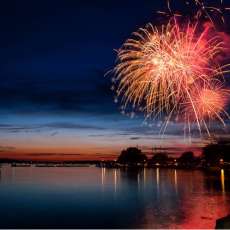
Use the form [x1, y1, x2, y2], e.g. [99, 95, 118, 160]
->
[111, 0, 230, 136]
[163, 0, 230, 24]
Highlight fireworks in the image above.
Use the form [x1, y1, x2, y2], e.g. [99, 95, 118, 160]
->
[111, 1, 230, 136]
[182, 81, 230, 135]
[163, 0, 230, 24]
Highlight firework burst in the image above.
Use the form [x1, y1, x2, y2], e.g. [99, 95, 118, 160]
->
[182, 81, 230, 135]
[111, 1, 230, 136]
[112, 18, 229, 134]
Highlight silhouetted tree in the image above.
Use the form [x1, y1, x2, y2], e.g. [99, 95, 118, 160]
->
[203, 139, 230, 166]
[179, 151, 194, 161]
[178, 151, 195, 167]
[203, 144, 222, 166]
[150, 153, 168, 164]
[117, 147, 147, 165]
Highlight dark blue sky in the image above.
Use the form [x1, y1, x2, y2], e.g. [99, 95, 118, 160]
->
[0, 0, 229, 160]
[1, 0, 229, 115]
[0, 0, 164, 115]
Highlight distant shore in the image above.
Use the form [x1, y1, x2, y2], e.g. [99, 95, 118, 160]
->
[0, 160, 229, 175]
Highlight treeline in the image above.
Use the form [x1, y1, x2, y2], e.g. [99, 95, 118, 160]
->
[116, 147, 201, 168]
[114, 139, 230, 169]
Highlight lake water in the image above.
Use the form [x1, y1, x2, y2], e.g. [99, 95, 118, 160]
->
[0, 165, 229, 228]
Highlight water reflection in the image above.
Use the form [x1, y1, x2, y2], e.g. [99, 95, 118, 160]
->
[203, 169, 229, 194]
[221, 169, 225, 194]
[114, 169, 117, 194]
[0, 165, 229, 228]
[156, 167, 160, 193]
[174, 169, 178, 194]
[143, 168, 146, 187]
[101, 167, 106, 189]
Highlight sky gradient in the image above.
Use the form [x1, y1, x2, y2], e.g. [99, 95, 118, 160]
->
[0, 0, 230, 160]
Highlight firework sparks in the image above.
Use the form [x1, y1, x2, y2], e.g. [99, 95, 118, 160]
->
[112, 18, 230, 135]
[111, 0, 230, 136]
[162, 0, 230, 25]
[182, 82, 230, 135]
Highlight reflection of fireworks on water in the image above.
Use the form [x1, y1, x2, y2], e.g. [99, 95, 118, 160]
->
[111, 0, 230, 136]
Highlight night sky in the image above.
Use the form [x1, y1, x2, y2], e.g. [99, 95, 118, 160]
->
[0, 0, 229, 161]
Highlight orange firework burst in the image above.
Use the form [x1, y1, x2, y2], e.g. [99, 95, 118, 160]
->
[112, 19, 230, 135]
[183, 82, 230, 135]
